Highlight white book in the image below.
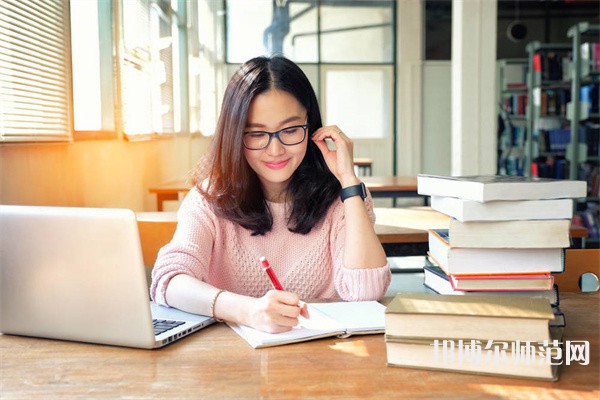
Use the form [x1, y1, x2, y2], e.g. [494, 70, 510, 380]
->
[428, 230, 565, 274]
[430, 196, 574, 222]
[227, 301, 386, 349]
[417, 174, 587, 202]
[445, 219, 571, 248]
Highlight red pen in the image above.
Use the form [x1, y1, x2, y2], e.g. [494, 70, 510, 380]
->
[259, 256, 308, 317]
[260, 256, 284, 290]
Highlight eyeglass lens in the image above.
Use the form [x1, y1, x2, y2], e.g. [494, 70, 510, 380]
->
[244, 125, 307, 150]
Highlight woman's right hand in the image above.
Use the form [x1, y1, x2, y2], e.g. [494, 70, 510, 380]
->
[246, 290, 309, 333]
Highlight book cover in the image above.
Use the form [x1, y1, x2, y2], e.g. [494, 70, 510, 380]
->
[385, 327, 564, 381]
[385, 292, 554, 342]
[423, 264, 560, 306]
[430, 196, 574, 222]
[428, 229, 565, 274]
[417, 174, 587, 202]
[445, 219, 571, 248]
[228, 301, 386, 349]
[449, 272, 554, 292]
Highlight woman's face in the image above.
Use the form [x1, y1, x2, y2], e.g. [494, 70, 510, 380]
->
[243, 89, 308, 202]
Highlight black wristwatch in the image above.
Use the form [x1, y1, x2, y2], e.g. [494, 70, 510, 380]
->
[340, 182, 367, 202]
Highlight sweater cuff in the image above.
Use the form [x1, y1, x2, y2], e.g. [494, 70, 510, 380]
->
[337, 263, 391, 301]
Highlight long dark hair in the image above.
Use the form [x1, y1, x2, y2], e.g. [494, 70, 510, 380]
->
[193, 56, 340, 235]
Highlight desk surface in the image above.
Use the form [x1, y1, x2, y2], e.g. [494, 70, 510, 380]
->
[362, 175, 418, 192]
[1, 292, 598, 399]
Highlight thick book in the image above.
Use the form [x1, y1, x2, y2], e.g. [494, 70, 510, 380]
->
[228, 301, 385, 349]
[417, 174, 587, 202]
[442, 219, 571, 248]
[385, 293, 554, 342]
[385, 327, 564, 381]
[428, 230, 565, 274]
[423, 265, 560, 306]
[430, 196, 574, 222]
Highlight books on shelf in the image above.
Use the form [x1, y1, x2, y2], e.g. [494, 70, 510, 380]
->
[430, 196, 574, 222]
[385, 292, 554, 343]
[417, 174, 587, 202]
[428, 230, 565, 274]
[385, 326, 563, 381]
[442, 219, 571, 248]
[423, 265, 560, 306]
[228, 301, 385, 349]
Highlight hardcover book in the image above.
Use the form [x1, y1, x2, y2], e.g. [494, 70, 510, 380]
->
[443, 219, 571, 248]
[228, 301, 385, 349]
[430, 196, 574, 222]
[385, 327, 564, 381]
[385, 293, 554, 342]
[428, 230, 565, 274]
[423, 265, 560, 306]
[417, 174, 587, 202]
[448, 272, 554, 292]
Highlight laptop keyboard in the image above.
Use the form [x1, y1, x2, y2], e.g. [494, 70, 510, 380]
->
[153, 319, 185, 336]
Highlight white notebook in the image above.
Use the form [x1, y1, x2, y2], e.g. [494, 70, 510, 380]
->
[228, 301, 386, 349]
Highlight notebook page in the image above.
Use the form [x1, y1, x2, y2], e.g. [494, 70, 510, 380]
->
[228, 306, 345, 348]
[309, 301, 386, 334]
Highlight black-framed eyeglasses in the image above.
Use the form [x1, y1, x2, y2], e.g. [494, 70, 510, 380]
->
[243, 124, 308, 150]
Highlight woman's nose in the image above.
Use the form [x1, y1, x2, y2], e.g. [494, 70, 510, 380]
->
[265, 135, 285, 156]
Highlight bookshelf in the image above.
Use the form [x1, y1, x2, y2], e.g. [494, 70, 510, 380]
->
[496, 58, 528, 176]
[524, 41, 572, 179]
[567, 22, 600, 246]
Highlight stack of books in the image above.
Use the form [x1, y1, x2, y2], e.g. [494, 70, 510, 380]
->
[385, 293, 563, 380]
[416, 174, 588, 324]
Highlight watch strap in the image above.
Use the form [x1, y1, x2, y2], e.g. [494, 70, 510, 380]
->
[340, 182, 367, 202]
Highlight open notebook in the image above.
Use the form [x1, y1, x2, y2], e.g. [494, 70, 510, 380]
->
[228, 301, 386, 349]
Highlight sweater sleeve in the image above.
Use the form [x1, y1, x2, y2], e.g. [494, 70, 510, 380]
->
[329, 191, 391, 301]
[150, 188, 216, 306]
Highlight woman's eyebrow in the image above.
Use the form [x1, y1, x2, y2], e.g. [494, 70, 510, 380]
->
[245, 115, 305, 130]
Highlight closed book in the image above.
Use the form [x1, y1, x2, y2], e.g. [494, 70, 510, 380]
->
[423, 265, 560, 306]
[417, 174, 587, 202]
[449, 273, 554, 292]
[430, 196, 574, 222]
[385, 293, 554, 342]
[385, 327, 563, 381]
[428, 230, 565, 273]
[444, 219, 571, 248]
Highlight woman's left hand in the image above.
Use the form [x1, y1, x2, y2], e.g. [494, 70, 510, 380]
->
[312, 125, 360, 187]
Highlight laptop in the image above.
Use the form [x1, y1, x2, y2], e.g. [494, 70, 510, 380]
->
[0, 205, 215, 349]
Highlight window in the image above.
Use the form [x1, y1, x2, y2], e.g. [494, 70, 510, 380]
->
[2, 0, 214, 143]
[225, 0, 396, 174]
[0, 0, 72, 142]
[119, 0, 184, 136]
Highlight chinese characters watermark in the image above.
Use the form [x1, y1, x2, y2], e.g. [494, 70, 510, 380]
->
[431, 339, 590, 366]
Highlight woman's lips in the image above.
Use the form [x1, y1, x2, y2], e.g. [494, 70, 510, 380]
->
[264, 159, 290, 169]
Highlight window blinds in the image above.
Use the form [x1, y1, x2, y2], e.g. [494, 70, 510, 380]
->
[0, 0, 72, 142]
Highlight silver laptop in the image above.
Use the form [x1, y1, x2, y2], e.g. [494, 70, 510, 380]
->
[0, 205, 215, 349]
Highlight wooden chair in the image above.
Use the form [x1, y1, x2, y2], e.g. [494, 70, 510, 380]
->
[136, 212, 178, 287]
[553, 249, 600, 292]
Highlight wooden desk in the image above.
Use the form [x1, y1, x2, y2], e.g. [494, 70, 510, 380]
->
[149, 179, 190, 211]
[353, 157, 373, 176]
[1, 292, 597, 399]
[364, 175, 427, 206]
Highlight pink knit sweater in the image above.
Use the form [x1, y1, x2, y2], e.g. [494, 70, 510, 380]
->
[150, 187, 391, 305]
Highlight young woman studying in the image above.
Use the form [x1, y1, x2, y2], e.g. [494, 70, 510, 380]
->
[150, 56, 390, 333]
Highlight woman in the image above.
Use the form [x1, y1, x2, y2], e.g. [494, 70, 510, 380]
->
[151, 56, 390, 333]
